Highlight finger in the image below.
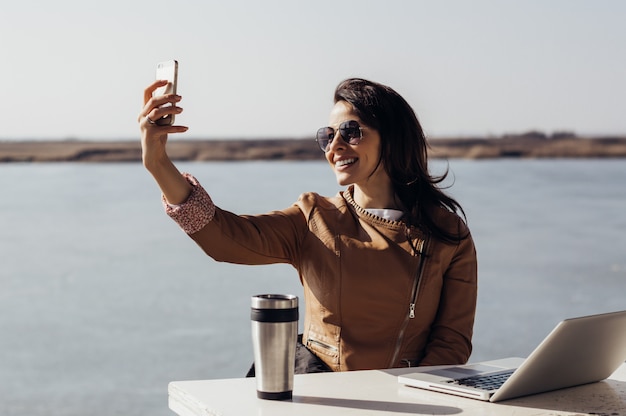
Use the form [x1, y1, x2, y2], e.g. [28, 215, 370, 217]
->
[149, 104, 183, 122]
[138, 95, 181, 122]
[143, 80, 169, 104]
[150, 94, 182, 109]
[139, 111, 188, 132]
[141, 120, 189, 134]
[139, 104, 185, 128]
[138, 113, 157, 128]
[167, 125, 189, 133]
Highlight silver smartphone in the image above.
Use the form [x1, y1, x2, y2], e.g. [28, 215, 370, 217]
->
[153, 60, 178, 126]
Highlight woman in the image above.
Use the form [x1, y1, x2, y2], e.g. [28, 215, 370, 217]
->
[138, 78, 477, 371]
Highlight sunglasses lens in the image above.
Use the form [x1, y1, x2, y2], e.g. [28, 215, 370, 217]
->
[316, 121, 362, 151]
[339, 120, 361, 144]
[316, 127, 334, 151]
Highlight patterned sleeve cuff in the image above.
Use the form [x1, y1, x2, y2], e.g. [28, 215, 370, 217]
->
[163, 173, 216, 234]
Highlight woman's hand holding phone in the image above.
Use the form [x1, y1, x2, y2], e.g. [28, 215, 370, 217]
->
[138, 63, 192, 205]
[138, 80, 188, 169]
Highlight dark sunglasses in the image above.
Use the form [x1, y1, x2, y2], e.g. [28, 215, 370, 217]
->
[316, 120, 364, 152]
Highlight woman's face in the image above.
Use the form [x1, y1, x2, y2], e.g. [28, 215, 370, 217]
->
[325, 101, 390, 189]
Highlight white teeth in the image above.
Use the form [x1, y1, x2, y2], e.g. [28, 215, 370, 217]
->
[336, 158, 356, 167]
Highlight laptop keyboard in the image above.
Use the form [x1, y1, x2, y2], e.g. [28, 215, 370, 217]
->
[446, 370, 515, 391]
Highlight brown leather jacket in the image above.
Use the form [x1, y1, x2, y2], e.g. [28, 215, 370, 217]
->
[167, 176, 477, 371]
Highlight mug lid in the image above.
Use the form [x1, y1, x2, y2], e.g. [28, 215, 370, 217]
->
[251, 294, 298, 309]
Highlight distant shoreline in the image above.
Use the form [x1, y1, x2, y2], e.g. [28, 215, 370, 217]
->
[2, 133, 626, 163]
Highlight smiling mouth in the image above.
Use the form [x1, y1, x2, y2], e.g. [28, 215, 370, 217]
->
[335, 158, 357, 168]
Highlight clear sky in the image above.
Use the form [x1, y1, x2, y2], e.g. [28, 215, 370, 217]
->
[2, 0, 624, 140]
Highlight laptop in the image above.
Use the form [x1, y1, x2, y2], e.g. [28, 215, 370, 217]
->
[398, 310, 626, 402]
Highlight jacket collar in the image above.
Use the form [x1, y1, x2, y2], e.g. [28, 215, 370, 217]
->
[342, 185, 407, 227]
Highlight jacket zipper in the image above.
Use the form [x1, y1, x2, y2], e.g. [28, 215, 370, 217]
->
[307, 338, 339, 353]
[389, 235, 429, 367]
[408, 237, 427, 318]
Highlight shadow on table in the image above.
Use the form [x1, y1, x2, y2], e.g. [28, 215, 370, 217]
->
[293, 395, 462, 414]
[494, 379, 626, 413]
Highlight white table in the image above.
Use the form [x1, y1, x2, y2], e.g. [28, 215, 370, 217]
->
[169, 361, 626, 415]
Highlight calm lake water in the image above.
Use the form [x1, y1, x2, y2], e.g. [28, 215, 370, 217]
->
[0, 159, 624, 415]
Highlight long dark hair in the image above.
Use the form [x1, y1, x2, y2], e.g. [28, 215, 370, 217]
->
[334, 78, 467, 243]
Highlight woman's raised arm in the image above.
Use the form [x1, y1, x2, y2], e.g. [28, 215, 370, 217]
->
[138, 80, 192, 205]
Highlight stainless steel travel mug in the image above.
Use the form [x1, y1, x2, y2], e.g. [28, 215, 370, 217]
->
[251, 294, 298, 400]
